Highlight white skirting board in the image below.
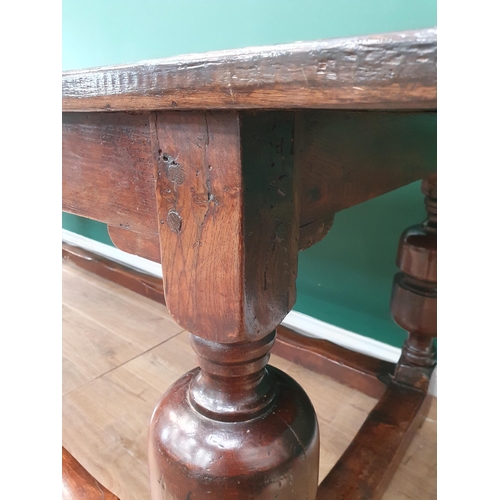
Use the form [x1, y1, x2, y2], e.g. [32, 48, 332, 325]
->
[62, 229, 163, 278]
[61, 229, 437, 396]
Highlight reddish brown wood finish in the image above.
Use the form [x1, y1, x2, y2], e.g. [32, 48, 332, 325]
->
[147, 109, 321, 498]
[62, 112, 158, 237]
[108, 226, 161, 263]
[295, 111, 436, 248]
[391, 174, 437, 390]
[150, 110, 299, 343]
[149, 331, 319, 500]
[151, 110, 243, 340]
[62, 29, 436, 112]
[316, 176, 438, 499]
[316, 385, 431, 500]
[62, 110, 435, 256]
[62, 447, 119, 500]
[62, 32, 437, 500]
[273, 326, 394, 399]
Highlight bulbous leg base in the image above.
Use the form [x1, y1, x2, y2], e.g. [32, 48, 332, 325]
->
[148, 366, 319, 500]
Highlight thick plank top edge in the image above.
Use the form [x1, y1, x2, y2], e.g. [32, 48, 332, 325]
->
[62, 28, 436, 112]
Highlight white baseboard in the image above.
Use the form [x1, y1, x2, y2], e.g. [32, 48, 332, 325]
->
[62, 229, 163, 278]
[282, 310, 437, 397]
[281, 310, 402, 363]
[62, 229, 436, 396]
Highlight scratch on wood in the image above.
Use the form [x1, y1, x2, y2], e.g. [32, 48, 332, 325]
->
[301, 67, 309, 84]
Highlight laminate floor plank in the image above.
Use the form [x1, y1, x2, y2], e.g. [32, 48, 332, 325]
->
[63, 261, 169, 319]
[64, 367, 162, 433]
[62, 259, 437, 500]
[62, 355, 93, 396]
[122, 332, 198, 394]
[63, 399, 150, 500]
[63, 263, 182, 351]
[62, 304, 140, 383]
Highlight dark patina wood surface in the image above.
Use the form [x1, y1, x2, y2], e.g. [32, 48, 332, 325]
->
[62, 110, 436, 254]
[273, 326, 395, 399]
[391, 175, 437, 390]
[62, 29, 436, 500]
[146, 108, 320, 499]
[316, 176, 436, 499]
[62, 112, 157, 237]
[62, 447, 119, 500]
[316, 385, 432, 500]
[150, 110, 299, 343]
[149, 332, 319, 499]
[63, 29, 436, 112]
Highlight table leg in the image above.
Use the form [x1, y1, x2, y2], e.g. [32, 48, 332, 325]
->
[317, 174, 437, 499]
[147, 110, 319, 499]
[149, 331, 319, 499]
[391, 174, 437, 391]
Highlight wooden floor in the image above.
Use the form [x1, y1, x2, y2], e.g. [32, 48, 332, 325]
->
[62, 259, 436, 500]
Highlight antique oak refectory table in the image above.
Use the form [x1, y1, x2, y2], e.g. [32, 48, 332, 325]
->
[62, 28, 437, 500]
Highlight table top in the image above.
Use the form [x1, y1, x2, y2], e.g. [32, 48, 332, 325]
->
[62, 28, 436, 112]
[62, 29, 437, 343]
[62, 28, 437, 257]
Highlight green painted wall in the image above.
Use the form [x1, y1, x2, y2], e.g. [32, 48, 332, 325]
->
[63, 0, 437, 348]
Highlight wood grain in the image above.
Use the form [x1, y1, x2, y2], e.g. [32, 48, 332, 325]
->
[63, 399, 151, 500]
[62, 260, 436, 499]
[61, 242, 394, 400]
[273, 325, 395, 399]
[62, 303, 139, 386]
[149, 332, 320, 499]
[151, 110, 299, 343]
[392, 175, 437, 389]
[63, 447, 119, 500]
[296, 110, 436, 248]
[149, 111, 319, 497]
[62, 112, 157, 236]
[316, 385, 432, 500]
[108, 226, 161, 263]
[151, 110, 244, 341]
[240, 111, 299, 339]
[63, 242, 164, 303]
[62, 262, 182, 352]
[62, 29, 436, 112]
[63, 109, 436, 257]
[63, 356, 94, 397]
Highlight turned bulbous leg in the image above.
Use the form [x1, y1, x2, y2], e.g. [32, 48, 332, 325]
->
[148, 331, 319, 500]
[391, 174, 437, 390]
[149, 111, 319, 498]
